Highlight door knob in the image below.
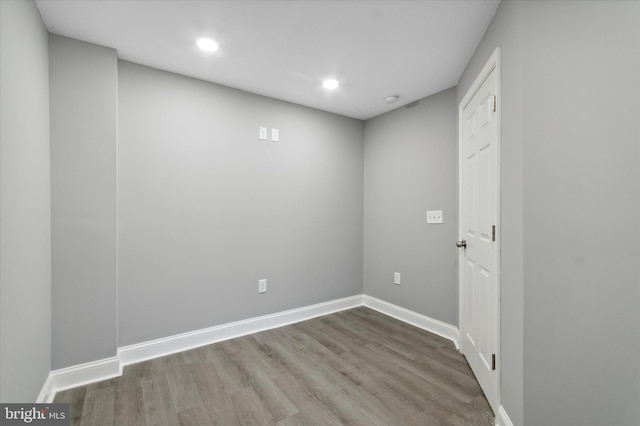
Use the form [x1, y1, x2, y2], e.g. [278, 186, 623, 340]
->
[456, 240, 467, 249]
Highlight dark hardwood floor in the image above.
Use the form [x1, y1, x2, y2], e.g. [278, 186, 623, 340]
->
[54, 307, 494, 425]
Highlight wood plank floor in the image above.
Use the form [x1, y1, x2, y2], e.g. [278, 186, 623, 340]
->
[54, 307, 494, 425]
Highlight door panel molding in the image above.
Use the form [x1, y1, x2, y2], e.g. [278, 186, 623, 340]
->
[458, 47, 501, 415]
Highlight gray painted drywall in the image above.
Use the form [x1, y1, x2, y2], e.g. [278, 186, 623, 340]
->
[363, 88, 457, 325]
[457, 0, 525, 423]
[50, 35, 118, 369]
[117, 61, 363, 346]
[521, 2, 640, 425]
[0, 0, 52, 402]
[458, 1, 640, 424]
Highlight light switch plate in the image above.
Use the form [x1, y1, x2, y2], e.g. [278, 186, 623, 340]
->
[394, 272, 401, 285]
[427, 210, 443, 224]
[271, 128, 279, 142]
[258, 279, 267, 294]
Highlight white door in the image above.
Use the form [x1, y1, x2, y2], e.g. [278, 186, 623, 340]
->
[458, 48, 500, 414]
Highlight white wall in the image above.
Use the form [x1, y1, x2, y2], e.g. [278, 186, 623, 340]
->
[363, 88, 458, 325]
[117, 62, 364, 346]
[0, 0, 52, 402]
[50, 35, 118, 369]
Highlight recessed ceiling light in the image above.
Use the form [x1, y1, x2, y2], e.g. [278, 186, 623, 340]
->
[385, 95, 400, 104]
[197, 38, 219, 52]
[322, 79, 340, 90]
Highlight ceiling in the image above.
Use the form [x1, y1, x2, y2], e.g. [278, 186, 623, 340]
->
[35, 0, 500, 120]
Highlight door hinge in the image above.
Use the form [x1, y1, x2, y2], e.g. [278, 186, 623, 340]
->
[492, 354, 496, 370]
[491, 95, 497, 112]
[492, 225, 496, 242]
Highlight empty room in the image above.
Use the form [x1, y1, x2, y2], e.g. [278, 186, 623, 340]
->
[1, 1, 639, 425]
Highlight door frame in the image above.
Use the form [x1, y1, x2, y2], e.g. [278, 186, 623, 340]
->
[457, 46, 502, 413]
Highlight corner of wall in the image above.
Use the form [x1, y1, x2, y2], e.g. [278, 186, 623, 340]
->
[0, 0, 52, 403]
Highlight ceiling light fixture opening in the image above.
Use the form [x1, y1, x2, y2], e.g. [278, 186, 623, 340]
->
[385, 95, 400, 104]
[197, 37, 219, 52]
[322, 79, 340, 90]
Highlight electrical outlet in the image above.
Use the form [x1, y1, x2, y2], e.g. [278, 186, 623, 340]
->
[258, 279, 267, 294]
[427, 210, 443, 224]
[394, 272, 401, 285]
[259, 127, 268, 140]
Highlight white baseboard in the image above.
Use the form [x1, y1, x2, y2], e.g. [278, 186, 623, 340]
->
[363, 295, 459, 347]
[119, 295, 363, 366]
[40, 293, 461, 402]
[36, 372, 55, 403]
[495, 405, 515, 426]
[49, 357, 121, 394]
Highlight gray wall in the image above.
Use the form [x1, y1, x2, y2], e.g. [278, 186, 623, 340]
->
[0, 0, 52, 402]
[117, 62, 363, 346]
[521, 2, 640, 425]
[363, 88, 458, 325]
[458, 1, 640, 424]
[50, 35, 118, 369]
